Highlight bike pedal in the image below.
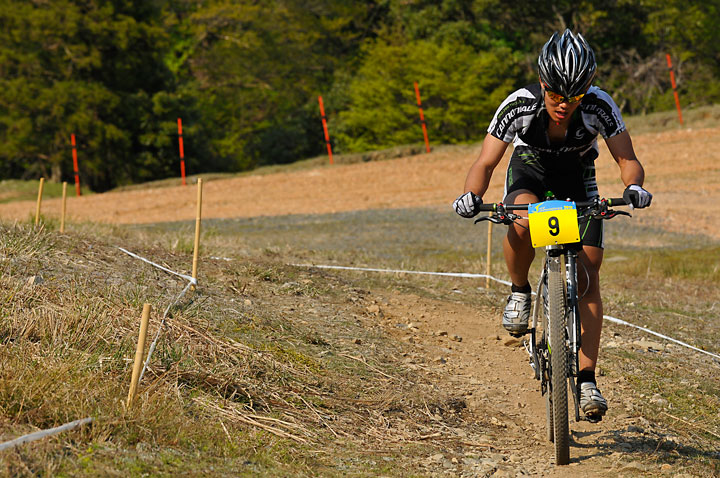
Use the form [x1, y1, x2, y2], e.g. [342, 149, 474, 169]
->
[583, 413, 603, 424]
[509, 331, 528, 338]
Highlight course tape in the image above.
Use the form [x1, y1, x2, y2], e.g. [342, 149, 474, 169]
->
[603, 315, 720, 361]
[118, 247, 197, 285]
[118, 247, 197, 384]
[138, 280, 194, 384]
[292, 263, 513, 287]
[0, 417, 93, 452]
[296, 263, 720, 362]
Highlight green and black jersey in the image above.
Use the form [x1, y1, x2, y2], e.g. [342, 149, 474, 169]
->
[488, 83, 626, 248]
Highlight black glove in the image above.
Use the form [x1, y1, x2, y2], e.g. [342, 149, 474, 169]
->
[453, 191, 483, 218]
[623, 184, 652, 209]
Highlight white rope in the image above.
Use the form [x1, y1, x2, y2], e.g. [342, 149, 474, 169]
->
[118, 247, 197, 285]
[291, 263, 512, 286]
[138, 280, 194, 383]
[118, 247, 197, 383]
[0, 417, 93, 452]
[295, 263, 719, 362]
[603, 315, 720, 361]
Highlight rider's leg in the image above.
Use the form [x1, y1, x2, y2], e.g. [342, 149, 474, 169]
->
[577, 245, 609, 416]
[577, 245, 604, 372]
[500, 191, 538, 334]
[502, 191, 539, 286]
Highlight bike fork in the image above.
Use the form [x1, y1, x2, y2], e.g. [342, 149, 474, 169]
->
[565, 253, 581, 377]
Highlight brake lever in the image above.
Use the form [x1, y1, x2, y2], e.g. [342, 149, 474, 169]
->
[475, 214, 518, 225]
[583, 205, 632, 220]
[475, 215, 504, 225]
[602, 210, 632, 219]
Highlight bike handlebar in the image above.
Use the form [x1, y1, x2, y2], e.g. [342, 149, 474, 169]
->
[477, 197, 627, 212]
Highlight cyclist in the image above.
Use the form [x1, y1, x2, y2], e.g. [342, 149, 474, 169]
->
[452, 29, 652, 418]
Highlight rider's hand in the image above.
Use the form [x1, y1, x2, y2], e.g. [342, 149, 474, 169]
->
[453, 191, 483, 218]
[622, 184, 652, 209]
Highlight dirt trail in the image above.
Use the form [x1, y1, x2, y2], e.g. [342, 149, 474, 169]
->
[1, 127, 716, 475]
[363, 287, 674, 476]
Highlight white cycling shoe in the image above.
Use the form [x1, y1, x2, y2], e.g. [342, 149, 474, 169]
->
[579, 382, 608, 418]
[502, 292, 531, 336]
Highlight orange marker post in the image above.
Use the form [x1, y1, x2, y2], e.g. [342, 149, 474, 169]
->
[665, 54, 684, 126]
[317, 96, 334, 165]
[71, 134, 81, 196]
[414, 82, 431, 153]
[178, 118, 187, 186]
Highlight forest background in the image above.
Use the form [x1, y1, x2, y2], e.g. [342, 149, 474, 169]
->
[0, 0, 717, 192]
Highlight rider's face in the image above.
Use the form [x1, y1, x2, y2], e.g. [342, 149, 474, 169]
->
[543, 89, 582, 124]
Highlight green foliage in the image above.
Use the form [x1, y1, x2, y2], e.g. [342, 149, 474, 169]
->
[0, 0, 180, 190]
[0, 0, 718, 188]
[181, 0, 381, 169]
[334, 39, 520, 152]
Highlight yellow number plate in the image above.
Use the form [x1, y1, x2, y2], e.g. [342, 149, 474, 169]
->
[528, 200, 580, 247]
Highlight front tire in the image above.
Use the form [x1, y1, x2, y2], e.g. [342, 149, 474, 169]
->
[545, 390, 554, 443]
[541, 276, 554, 443]
[548, 255, 570, 465]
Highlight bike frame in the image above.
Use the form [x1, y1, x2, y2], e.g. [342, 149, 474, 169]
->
[529, 244, 586, 423]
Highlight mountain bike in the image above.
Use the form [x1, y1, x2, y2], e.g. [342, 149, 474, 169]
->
[475, 196, 630, 465]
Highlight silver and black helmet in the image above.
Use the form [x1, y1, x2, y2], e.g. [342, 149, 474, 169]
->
[538, 29, 596, 98]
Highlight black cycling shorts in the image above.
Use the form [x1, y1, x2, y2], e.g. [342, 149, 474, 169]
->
[503, 149, 604, 249]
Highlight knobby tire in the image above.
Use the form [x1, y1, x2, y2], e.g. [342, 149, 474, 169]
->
[548, 256, 570, 465]
[541, 277, 554, 443]
[545, 384, 554, 443]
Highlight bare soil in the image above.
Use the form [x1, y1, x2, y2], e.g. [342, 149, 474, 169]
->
[2, 127, 718, 476]
[2, 127, 719, 240]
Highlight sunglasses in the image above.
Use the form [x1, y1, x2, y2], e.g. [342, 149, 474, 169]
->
[542, 82, 586, 104]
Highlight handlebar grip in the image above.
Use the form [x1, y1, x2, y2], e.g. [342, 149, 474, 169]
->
[476, 203, 496, 212]
[607, 197, 627, 206]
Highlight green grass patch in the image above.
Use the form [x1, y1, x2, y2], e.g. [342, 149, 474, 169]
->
[604, 246, 720, 281]
[0, 179, 92, 204]
[623, 104, 720, 134]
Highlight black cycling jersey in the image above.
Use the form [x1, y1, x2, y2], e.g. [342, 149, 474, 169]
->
[488, 83, 626, 159]
[487, 83, 626, 248]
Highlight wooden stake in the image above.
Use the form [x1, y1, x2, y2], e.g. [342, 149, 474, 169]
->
[485, 218, 492, 288]
[34, 178, 45, 226]
[60, 182, 67, 233]
[127, 303, 151, 409]
[191, 178, 203, 289]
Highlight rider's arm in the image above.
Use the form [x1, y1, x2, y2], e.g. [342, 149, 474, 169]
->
[605, 130, 645, 186]
[463, 134, 511, 197]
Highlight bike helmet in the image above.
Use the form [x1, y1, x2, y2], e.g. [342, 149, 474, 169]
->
[538, 29, 596, 98]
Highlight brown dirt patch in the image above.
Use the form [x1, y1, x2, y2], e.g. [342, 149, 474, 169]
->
[2, 127, 718, 239]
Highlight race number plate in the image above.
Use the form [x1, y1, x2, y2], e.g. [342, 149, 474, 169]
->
[528, 200, 580, 247]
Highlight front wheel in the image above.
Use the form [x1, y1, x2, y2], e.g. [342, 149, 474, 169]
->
[545, 390, 554, 443]
[541, 276, 554, 443]
[548, 255, 570, 465]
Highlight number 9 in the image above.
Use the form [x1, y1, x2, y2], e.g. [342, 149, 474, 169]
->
[548, 216, 560, 236]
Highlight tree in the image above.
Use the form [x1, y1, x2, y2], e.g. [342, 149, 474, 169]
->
[333, 39, 520, 152]
[0, 0, 180, 190]
[182, 0, 384, 168]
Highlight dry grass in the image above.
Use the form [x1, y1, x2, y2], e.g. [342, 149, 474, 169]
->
[0, 221, 475, 476]
[129, 207, 720, 474]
